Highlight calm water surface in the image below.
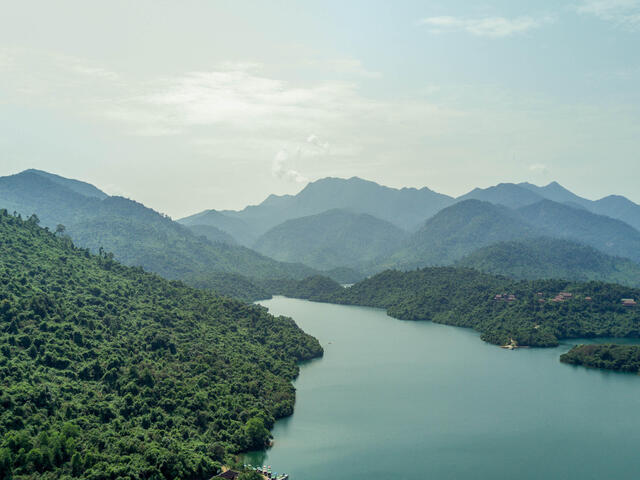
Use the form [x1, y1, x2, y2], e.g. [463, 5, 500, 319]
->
[244, 296, 640, 479]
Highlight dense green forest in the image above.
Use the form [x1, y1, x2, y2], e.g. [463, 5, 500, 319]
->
[457, 237, 640, 287]
[186, 224, 238, 246]
[560, 344, 640, 373]
[280, 267, 640, 348]
[260, 276, 345, 301]
[0, 210, 322, 479]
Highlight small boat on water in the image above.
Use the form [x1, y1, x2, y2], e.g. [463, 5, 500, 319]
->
[243, 464, 288, 479]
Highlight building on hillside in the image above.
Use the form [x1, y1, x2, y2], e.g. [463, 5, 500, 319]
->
[494, 293, 517, 302]
[215, 470, 240, 480]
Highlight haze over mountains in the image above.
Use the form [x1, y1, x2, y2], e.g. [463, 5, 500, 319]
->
[179, 176, 453, 244]
[0, 170, 318, 299]
[457, 237, 640, 287]
[3, 169, 640, 298]
[254, 209, 407, 271]
[178, 175, 640, 282]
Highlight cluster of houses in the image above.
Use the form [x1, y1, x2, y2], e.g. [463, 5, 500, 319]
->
[494, 293, 517, 302]
[492, 291, 637, 308]
[550, 292, 573, 303]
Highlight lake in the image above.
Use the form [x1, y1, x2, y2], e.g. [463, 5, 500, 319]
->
[244, 296, 640, 479]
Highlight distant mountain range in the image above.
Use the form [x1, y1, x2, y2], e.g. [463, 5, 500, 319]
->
[383, 200, 538, 269]
[465, 181, 640, 231]
[182, 177, 640, 248]
[254, 209, 407, 271]
[4, 169, 640, 298]
[457, 237, 640, 287]
[179, 176, 452, 244]
[518, 200, 640, 262]
[0, 170, 318, 299]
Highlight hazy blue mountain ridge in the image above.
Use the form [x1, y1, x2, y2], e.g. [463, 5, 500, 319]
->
[517, 200, 640, 263]
[254, 208, 408, 271]
[179, 176, 454, 243]
[519, 181, 640, 231]
[383, 199, 539, 269]
[457, 183, 545, 209]
[0, 170, 318, 299]
[457, 237, 640, 287]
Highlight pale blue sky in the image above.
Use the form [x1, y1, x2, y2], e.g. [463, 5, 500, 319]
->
[1, 0, 638, 217]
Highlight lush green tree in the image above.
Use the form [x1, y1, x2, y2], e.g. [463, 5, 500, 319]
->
[238, 471, 264, 480]
[244, 417, 270, 450]
[561, 344, 640, 373]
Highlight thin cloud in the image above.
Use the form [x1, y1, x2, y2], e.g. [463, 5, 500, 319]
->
[529, 163, 549, 174]
[69, 64, 119, 80]
[577, 0, 640, 28]
[306, 134, 330, 152]
[306, 58, 381, 78]
[271, 135, 331, 184]
[272, 148, 308, 183]
[418, 15, 551, 37]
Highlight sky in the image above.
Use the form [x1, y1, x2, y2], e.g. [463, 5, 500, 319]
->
[1, 0, 639, 218]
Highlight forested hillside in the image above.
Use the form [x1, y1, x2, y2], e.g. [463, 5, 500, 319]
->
[457, 237, 640, 287]
[0, 210, 322, 479]
[519, 181, 640, 231]
[289, 267, 640, 348]
[384, 200, 537, 269]
[254, 209, 407, 271]
[179, 210, 257, 247]
[0, 170, 317, 299]
[259, 276, 345, 301]
[560, 344, 640, 373]
[517, 200, 640, 262]
[186, 224, 238, 246]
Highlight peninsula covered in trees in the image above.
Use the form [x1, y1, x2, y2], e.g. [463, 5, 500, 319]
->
[270, 268, 640, 348]
[560, 344, 640, 373]
[0, 210, 322, 479]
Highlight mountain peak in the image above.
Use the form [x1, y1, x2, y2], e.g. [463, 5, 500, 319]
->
[20, 169, 108, 199]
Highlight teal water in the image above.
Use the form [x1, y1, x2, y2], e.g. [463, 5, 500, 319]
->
[244, 296, 640, 479]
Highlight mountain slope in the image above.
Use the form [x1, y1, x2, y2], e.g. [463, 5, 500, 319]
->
[0, 209, 322, 478]
[520, 181, 640, 231]
[591, 195, 640, 232]
[518, 181, 588, 207]
[457, 237, 640, 287]
[0, 171, 317, 298]
[179, 209, 257, 246]
[386, 200, 537, 268]
[457, 183, 544, 208]
[185, 223, 238, 245]
[25, 169, 109, 199]
[517, 200, 640, 262]
[254, 209, 407, 271]
[181, 176, 454, 242]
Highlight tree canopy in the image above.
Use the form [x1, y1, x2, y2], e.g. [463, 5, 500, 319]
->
[0, 209, 322, 479]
